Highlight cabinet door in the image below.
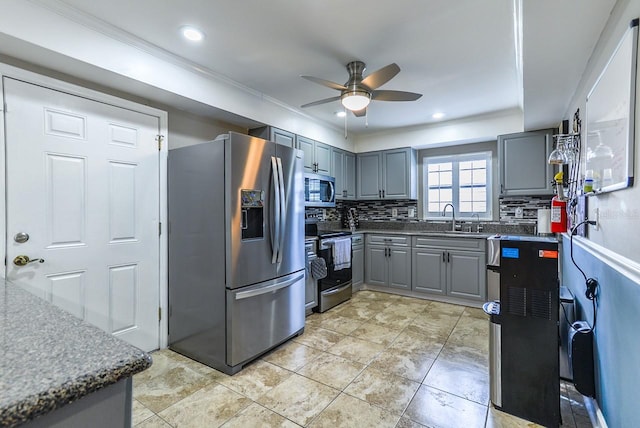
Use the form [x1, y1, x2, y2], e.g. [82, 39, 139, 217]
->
[365, 245, 387, 287]
[344, 152, 356, 199]
[331, 148, 346, 198]
[357, 152, 382, 199]
[447, 250, 486, 301]
[412, 248, 446, 295]
[271, 128, 295, 148]
[388, 247, 411, 290]
[296, 135, 315, 172]
[315, 142, 331, 175]
[499, 129, 555, 196]
[382, 149, 411, 199]
[352, 245, 364, 290]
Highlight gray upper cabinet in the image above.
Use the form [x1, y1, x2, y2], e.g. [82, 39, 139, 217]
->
[248, 126, 295, 148]
[357, 148, 417, 199]
[331, 147, 356, 199]
[498, 129, 555, 196]
[297, 135, 330, 174]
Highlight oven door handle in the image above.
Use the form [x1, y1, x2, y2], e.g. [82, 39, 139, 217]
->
[322, 282, 351, 296]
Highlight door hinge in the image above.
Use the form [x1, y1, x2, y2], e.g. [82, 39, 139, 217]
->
[159, 222, 162, 235]
[158, 307, 162, 321]
[156, 134, 165, 151]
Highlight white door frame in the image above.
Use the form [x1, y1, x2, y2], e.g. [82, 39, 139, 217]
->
[0, 62, 169, 349]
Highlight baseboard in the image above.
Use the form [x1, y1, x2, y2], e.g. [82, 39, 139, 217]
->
[359, 284, 484, 308]
[584, 395, 608, 428]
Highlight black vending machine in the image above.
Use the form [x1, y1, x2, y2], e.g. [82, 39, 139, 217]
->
[485, 235, 560, 427]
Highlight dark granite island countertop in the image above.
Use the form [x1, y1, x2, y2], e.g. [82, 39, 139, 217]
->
[0, 278, 151, 428]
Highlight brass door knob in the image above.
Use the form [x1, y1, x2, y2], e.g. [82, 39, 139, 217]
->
[13, 255, 45, 266]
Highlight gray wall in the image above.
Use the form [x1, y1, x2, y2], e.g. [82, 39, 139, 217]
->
[167, 109, 245, 150]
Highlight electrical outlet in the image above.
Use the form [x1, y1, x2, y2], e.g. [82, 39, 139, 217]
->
[392, 208, 398, 217]
[515, 207, 524, 219]
[408, 208, 415, 218]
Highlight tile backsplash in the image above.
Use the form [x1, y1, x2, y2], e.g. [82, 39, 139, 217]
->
[305, 200, 418, 223]
[499, 196, 553, 223]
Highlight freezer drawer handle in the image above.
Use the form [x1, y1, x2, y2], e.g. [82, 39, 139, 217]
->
[234, 273, 304, 300]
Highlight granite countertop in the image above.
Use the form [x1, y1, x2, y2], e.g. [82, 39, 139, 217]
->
[0, 279, 152, 428]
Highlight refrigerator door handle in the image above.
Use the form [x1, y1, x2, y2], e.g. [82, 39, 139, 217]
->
[276, 157, 286, 264]
[271, 156, 280, 264]
[234, 273, 304, 300]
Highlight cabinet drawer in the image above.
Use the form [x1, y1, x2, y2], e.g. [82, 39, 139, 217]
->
[367, 234, 410, 246]
[412, 236, 484, 251]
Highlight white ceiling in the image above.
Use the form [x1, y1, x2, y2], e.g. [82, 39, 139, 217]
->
[4, 0, 619, 138]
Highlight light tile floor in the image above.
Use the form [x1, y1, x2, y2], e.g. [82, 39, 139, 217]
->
[133, 290, 593, 427]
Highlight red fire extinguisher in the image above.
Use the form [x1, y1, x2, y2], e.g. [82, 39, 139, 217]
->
[550, 172, 567, 233]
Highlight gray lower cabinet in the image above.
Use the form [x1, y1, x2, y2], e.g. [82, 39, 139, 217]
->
[365, 235, 411, 290]
[412, 248, 447, 295]
[351, 234, 364, 290]
[411, 236, 486, 302]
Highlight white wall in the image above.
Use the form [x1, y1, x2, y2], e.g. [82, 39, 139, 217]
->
[354, 108, 522, 152]
[167, 109, 245, 150]
[0, 0, 353, 152]
[565, 0, 640, 263]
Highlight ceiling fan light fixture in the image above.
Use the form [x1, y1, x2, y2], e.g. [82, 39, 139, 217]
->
[341, 90, 370, 111]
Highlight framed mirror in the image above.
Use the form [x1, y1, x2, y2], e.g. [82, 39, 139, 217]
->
[585, 19, 638, 194]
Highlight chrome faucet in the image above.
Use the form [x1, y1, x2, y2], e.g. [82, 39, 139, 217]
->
[471, 213, 480, 232]
[442, 203, 456, 231]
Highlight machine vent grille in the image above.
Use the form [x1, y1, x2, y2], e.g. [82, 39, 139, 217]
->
[531, 289, 552, 319]
[507, 286, 526, 316]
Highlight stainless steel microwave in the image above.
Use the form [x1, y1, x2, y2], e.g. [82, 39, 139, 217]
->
[304, 173, 336, 207]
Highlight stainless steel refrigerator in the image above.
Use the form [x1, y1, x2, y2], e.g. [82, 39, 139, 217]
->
[168, 132, 305, 374]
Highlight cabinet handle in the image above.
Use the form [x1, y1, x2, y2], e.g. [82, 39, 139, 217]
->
[382, 189, 385, 198]
[379, 190, 382, 198]
[442, 252, 446, 262]
[447, 252, 451, 263]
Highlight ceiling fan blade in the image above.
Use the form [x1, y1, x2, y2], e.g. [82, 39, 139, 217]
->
[360, 63, 401, 90]
[301, 96, 341, 108]
[301, 75, 347, 91]
[352, 108, 367, 117]
[372, 90, 423, 102]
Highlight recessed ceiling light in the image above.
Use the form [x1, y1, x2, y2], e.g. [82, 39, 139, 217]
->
[432, 112, 445, 120]
[181, 26, 204, 42]
[335, 111, 347, 118]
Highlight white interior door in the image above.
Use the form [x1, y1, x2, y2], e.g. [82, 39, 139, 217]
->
[4, 77, 160, 352]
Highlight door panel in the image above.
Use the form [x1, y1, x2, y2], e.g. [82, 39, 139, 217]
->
[412, 249, 446, 295]
[365, 245, 387, 287]
[448, 251, 486, 300]
[227, 272, 305, 366]
[4, 77, 160, 351]
[275, 145, 305, 278]
[388, 247, 411, 289]
[226, 134, 277, 288]
[357, 153, 382, 199]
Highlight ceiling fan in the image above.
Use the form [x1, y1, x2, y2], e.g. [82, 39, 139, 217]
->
[300, 61, 422, 117]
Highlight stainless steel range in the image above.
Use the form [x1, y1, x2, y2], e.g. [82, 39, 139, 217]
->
[315, 231, 352, 312]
